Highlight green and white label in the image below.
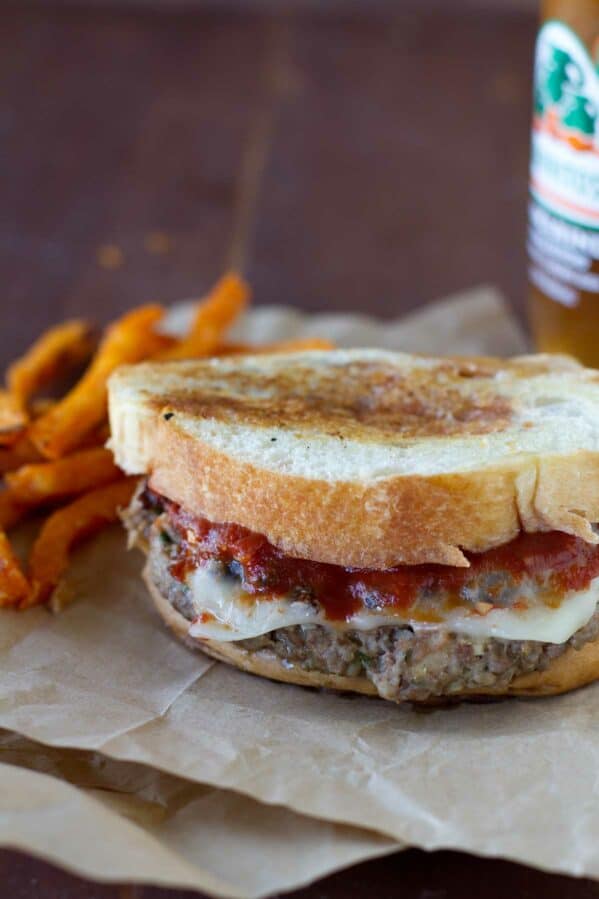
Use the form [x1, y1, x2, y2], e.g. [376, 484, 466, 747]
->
[530, 20, 599, 229]
[529, 20, 599, 307]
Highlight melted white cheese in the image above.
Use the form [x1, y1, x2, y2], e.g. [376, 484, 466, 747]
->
[186, 563, 599, 644]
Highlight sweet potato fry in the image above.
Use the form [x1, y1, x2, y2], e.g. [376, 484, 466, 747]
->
[6, 447, 121, 505]
[158, 273, 250, 361]
[29, 305, 167, 460]
[81, 422, 111, 448]
[217, 337, 335, 355]
[0, 390, 27, 446]
[7, 319, 95, 405]
[0, 437, 43, 475]
[0, 531, 29, 607]
[0, 490, 30, 531]
[24, 477, 137, 608]
[31, 398, 56, 417]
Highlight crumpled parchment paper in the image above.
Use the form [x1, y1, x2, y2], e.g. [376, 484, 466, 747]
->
[0, 729, 395, 897]
[6, 288, 593, 895]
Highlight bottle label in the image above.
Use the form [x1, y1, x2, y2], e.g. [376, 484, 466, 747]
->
[529, 20, 599, 306]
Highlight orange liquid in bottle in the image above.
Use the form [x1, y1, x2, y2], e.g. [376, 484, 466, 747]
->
[527, 0, 599, 366]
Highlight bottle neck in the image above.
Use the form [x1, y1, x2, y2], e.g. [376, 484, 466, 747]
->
[541, 0, 598, 50]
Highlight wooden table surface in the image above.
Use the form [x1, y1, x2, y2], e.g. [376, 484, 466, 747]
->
[2, 3, 598, 897]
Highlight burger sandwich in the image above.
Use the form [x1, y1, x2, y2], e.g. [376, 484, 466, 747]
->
[107, 349, 599, 702]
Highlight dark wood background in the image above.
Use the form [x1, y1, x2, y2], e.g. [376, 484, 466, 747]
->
[2, 2, 597, 897]
[2, 0, 533, 368]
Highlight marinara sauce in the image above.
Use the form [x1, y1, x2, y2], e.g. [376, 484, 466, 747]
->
[157, 492, 599, 623]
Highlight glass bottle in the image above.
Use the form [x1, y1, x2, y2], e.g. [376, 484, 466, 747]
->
[528, 0, 599, 365]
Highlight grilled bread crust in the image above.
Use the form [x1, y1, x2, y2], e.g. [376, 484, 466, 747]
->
[144, 571, 599, 700]
[109, 350, 599, 568]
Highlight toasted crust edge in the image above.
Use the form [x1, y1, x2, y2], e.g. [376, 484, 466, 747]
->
[142, 416, 599, 569]
[108, 353, 599, 568]
[144, 569, 599, 701]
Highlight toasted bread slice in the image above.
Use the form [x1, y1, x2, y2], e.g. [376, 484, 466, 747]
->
[108, 349, 599, 568]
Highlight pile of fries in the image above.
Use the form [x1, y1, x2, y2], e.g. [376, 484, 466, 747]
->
[0, 273, 332, 611]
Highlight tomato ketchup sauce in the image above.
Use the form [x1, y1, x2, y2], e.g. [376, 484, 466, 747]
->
[150, 489, 599, 623]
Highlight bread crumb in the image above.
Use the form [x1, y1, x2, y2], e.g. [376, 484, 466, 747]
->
[49, 579, 77, 613]
[475, 601, 493, 615]
[145, 231, 172, 255]
[97, 244, 124, 269]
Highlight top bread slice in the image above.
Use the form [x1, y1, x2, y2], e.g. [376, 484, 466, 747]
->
[107, 349, 599, 568]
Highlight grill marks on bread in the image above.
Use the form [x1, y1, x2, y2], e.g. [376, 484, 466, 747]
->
[108, 349, 599, 569]
[154, 359, 516, 441]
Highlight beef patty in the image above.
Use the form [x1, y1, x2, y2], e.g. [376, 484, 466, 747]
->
[124, 482, 599, 702]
